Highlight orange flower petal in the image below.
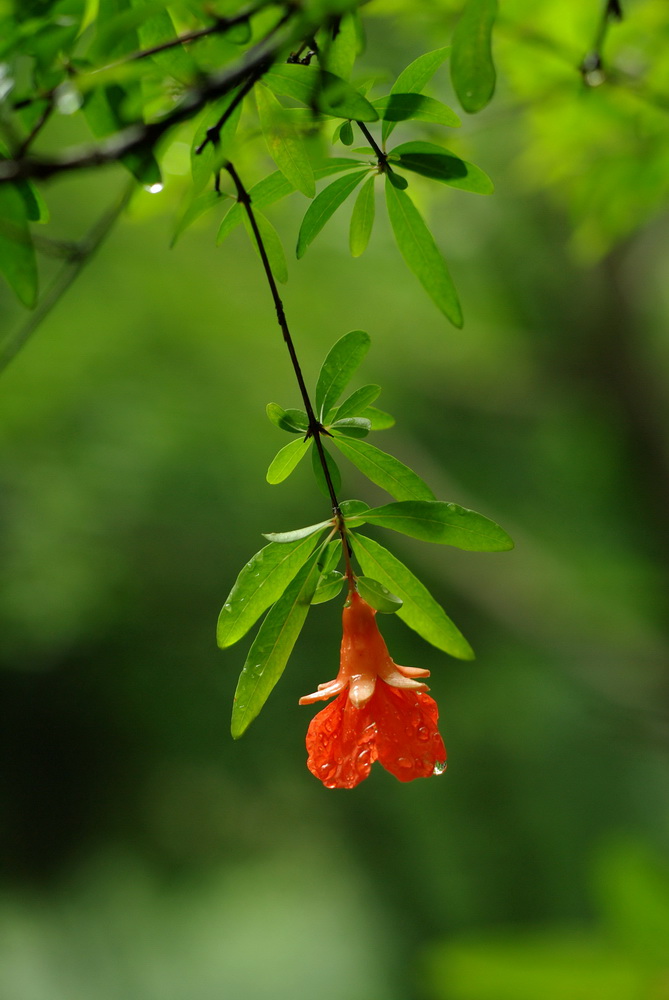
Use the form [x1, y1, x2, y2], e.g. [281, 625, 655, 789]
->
[305, 692, 377, 789]
[372, 684, 447, 782]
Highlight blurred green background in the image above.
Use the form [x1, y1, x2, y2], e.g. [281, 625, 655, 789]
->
[1, 2, 669, 998]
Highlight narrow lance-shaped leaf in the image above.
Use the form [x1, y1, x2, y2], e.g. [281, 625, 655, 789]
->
[339, 500, 370, 517]
[330, 417, 371, 439]
[0, 184, 38, 308]
[451, 0, 498, 113]
[349, 174, 376, 257]
[231, 550, 322, 738]
[316, 329, 370, 419]
[129, 0, 197, 83]
[332, 436, 435, 502]
[331, 383, 381, 422]
[263, 64, 378, 121]
[356, 576, 403, 613]
[263, 520, 333, 543]
[389, 141, 493, 194]
[347, 500, 514, 551]
[372, 93, 460, 127]
[243, 209, 288, 284]
[216, 160, 367, 245]
[312, 570, 345, 605]
[171, 190, 229, 248]
[349, 532, 474, 658]
[385, 178, 463, 327]
[256, 84, 315, 198]
[266, 403, 309, 434]
[319, 539, 343, 574]
[361, 406, 395, 430]
[324, 12, 357, 80]
[296, 170, 368, 259]
[217, 534, 323, 649]
[266, 437, 312, 484]
[383, 46, 451, 142]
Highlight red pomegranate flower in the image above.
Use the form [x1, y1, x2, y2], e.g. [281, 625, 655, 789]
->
[299, 590, 447, 789]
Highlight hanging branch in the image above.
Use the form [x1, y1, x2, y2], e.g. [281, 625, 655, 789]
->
[0, 6, 303, 185]
[221, 160, 355, 582]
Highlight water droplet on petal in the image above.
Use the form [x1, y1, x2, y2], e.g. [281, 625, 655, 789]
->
[433, 761, 447, 776]
[417, 726, 430, 742]
[397, 756, 413, 770]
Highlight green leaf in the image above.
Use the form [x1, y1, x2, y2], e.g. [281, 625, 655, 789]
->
[256, 84, 315, 198]
[171, 190, 229, 247]
[263, 65, 378, 121]
[385, 179, 462, 327]
[266, 437, 312, 484]
[389, 140, 493, 194]
[0, 183, 38, 308]
[331, 436, 435, 501]
[325, 12, 357, 80]
[83, 85, 163, 187]
[315, 329, 370, 419]
[340, 500, 369, 517]
[266, 403, 309, 434]
[340, 120, 354, 145]
[217, 534, 321, 649]
[332, 383, 381, 422]
[17, 180, 49, 223]
[263, 520, 333, 543]
[319, 539, 342, 573]
[347, 500, 514, 551]
[231, 550, 322, 738]
[215, 161, 367, 245]
[312, 442, 342, 498]
[312, 570, 345, 605]
[372, 93, 460, 128]
[129, 0, 197, 84]
[390, 46, 451, 101]
[451, 0, 498, 113]
[349, 174, 375, 257]
[296, 170, 368, 258]
[361, 405, 395, 430]
[356, 576, 402, 613]
[330, 416, 371, 438]
[243, 209, 288, 283]
[349, 533, 474, 658]
[387, 171, 408, 191]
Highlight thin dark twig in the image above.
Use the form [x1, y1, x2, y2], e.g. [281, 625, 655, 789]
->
[17, 96, 55, 157]
[0, 181, 134, 376]
[356, 121, 389, 167]
[113, 1, 273, 66]
[223, 163, 341, 511]
[195, 4, 295, 155]
[195, 69, 263, 155]
[581, 0, 624, 79]
[0, 6, 301, 185]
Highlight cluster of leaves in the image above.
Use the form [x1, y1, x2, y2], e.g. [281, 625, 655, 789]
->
[0, 0, 499, 328]
[0, 0, 510, 741]
[218, 330, 513, 738]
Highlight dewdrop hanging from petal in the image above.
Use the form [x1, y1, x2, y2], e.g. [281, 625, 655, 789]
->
[299, 590, 447, 789]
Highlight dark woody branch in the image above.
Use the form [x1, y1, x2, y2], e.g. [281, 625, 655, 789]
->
[0, 5, 303, 185]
